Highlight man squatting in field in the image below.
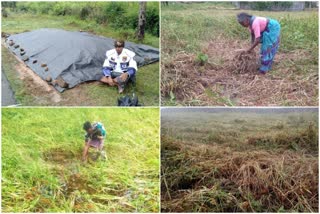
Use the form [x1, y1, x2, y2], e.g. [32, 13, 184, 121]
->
[237, 12, 281, 74]
[100, 40, 138, 93]
[82, 121, 107, 162]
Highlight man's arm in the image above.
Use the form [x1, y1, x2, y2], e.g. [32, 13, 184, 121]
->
[127, 59, 137, 78]
[120, 57, 137, 81]
[102, 59, 113, 77]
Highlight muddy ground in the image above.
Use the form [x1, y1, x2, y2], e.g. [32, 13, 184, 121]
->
[161, 39, 318, 106]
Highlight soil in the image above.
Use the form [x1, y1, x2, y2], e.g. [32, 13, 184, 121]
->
[43, 148, 76, 164]
[42, 147, 96, 197]
[65, 173, 95, 195]
[15, 61, 62, 103]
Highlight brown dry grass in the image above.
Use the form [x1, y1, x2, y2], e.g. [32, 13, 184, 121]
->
[230, 51, 259, 74]
[161, 124, 319, 212]
[161, 38, 318, 106]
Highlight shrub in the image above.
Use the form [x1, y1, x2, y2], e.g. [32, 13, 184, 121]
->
[2, 8, 8, 18]
[248, 2, 293, 11]
[79, 7, 91, 20]
[13, 2, 159, 37]
[195, 53, 208, 66]
[146, 6, 160, 36]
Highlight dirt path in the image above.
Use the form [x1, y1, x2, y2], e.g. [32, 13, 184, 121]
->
[1, 68, 17, 106]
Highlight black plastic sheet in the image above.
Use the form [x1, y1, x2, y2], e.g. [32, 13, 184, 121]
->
[6, 28, 159, 92]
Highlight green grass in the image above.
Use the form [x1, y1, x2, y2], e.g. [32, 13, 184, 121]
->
[2, 108, 160, 212]
[161, 2, 235, 11]
[1, 13, 159, 106]
[86, 63, 160, 106]
[162, 3, 318, 54]
[2, 13, 159, 48]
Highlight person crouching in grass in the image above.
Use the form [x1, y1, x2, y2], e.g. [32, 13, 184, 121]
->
[82, 121, 107, 162]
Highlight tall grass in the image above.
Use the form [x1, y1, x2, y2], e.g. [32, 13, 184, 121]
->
[2, 108, 159, 212]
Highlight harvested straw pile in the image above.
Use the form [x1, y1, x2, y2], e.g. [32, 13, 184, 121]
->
[231, 51, 259, 74]
[161, 52, 204, 101]
[161, 39, 318, 106]
[161, 128, 319, 212]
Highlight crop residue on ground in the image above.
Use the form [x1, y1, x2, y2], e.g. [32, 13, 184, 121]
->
[161, 108, 318, 212]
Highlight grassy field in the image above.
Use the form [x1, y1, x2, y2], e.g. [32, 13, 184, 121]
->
[2, 108, 159, 212]
[1, 12, 159, 106]
[161, 3, 318, 106]
[161, 108, 318, 212]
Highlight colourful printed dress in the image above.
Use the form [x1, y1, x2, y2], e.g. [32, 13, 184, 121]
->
[250, 16, 281, 73]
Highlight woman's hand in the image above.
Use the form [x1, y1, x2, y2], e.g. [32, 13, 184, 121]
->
[236, 49, 251, 54]
[235, 49, 247, 53]
[247, 37, 260, 53]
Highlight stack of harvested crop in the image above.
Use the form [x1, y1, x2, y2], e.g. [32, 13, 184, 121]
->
[232, 51, 258, 74]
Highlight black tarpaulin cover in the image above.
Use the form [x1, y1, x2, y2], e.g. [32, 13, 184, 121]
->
[6, 28, 159, 92]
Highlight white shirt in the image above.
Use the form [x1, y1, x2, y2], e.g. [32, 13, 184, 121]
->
[103, 48, 138, 73]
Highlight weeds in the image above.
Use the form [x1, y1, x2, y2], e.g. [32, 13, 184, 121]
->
[195, 53, 209, 66]
[2, 108, 160, 212]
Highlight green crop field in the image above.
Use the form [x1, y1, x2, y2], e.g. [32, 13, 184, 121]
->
[161, 108, 318, 212]
[161, 2, 318, 106]
[2, 108, 159, 212]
